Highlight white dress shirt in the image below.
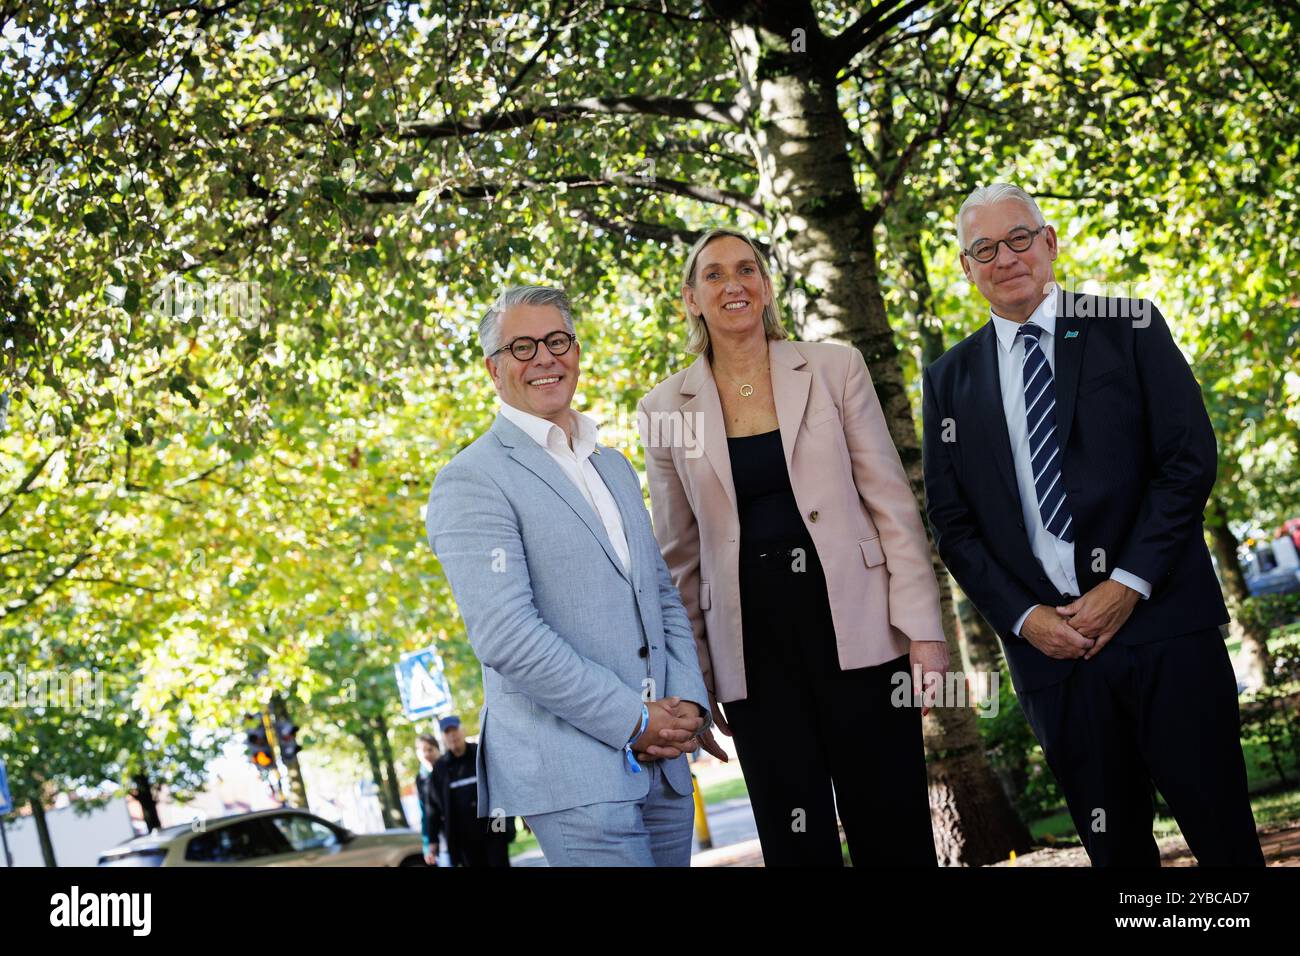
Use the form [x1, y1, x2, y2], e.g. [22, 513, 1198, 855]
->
[990, 285, 1150, 636]
[498, 401, 632, 574]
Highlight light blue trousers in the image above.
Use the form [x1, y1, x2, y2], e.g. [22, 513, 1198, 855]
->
[524, 762, 695, 867]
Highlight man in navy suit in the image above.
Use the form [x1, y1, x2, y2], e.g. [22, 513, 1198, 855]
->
[922, 183, 1263, 866]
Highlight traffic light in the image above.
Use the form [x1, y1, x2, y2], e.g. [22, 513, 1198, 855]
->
[275, 719, 301, 762]
[244, 714, 275, 771]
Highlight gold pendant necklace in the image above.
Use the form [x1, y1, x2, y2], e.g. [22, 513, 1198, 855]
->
[718, 364, 765, 398]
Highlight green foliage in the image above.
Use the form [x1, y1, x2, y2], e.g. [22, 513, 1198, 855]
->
[976, 663, 1063, 820]
[1, 0, 1296, 823]
[1241, 593, 1300, 637]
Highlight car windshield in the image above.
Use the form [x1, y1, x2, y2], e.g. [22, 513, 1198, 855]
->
[185, 819, 290, 863]
[267, 814, 341, 852]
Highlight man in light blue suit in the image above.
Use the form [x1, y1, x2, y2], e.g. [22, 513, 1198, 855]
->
[425, 284, 712, 867]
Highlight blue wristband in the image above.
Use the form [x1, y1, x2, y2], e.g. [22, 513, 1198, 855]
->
[624, 703, 649, 773]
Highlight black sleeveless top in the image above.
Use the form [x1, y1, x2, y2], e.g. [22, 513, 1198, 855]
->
[726, 429, 810, 549]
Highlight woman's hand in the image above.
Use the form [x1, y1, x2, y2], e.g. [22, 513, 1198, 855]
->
[708, 690, 732, 737]
[909, 639, 950, 717]
[697, 727, 729, 762]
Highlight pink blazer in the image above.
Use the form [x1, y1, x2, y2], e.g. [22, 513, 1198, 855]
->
[638, 339, 944, 703]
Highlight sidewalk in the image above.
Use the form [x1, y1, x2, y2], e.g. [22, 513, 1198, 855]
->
[693, 821, 1300, 867]
[516, 811, 1300, 867]
[993, 820, 1300, 867]
[512, 760, 759, 867]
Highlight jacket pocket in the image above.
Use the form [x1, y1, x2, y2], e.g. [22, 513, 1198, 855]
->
[1077, 366, 1124, 396]
[699, 581, 711, 610]
[805, 403, 840, 428]
[859, 536, 886, 568]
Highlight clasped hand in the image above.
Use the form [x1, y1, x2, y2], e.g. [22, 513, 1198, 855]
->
[631, 696, 706, 763]
[1022, 579, 1140, 661]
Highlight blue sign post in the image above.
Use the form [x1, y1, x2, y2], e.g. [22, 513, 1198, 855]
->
[0, 758, 13, 867]
[395, 647, 453, 720]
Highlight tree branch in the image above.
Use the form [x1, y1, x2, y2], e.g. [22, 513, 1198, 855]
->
[829, 0, 938, 74]
[361, 173, 762, 215]
[871, 2, 1009, 218]
[257, 95, 746, 142]
[604, 1, 725, 25]
[569, 208, 705, 247]
[644, 134, 757, 172]
[124, 483, 196, 505]
[494, 0, 569, 106]
[0, 549, 94, 620]
[0, 446, 60, 522]
[0, 547, 44, 560]
[1187, 0, 1281, 106]
[70, 575, 167, 595]
[170, 460, 233, 488]
[570, 206, 774, 258]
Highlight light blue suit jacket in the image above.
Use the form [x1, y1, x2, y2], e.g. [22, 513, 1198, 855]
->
[425, 412, 711, 818]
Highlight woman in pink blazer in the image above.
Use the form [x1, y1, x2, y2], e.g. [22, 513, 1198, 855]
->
[638, 228, 948, 866]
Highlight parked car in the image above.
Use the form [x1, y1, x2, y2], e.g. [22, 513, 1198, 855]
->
[97, 807, 427, 867]
[1242, 537, 1300, 597]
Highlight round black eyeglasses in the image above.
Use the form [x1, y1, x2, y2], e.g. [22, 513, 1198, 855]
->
[964, 225, 1046, 263]
[489, 331, 577, 362]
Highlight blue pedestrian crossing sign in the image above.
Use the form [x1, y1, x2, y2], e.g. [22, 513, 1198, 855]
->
[395, 647, 453, 718]
[0, 758, 12, 815]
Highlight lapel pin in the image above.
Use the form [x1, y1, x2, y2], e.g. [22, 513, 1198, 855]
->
[1064, 330, 1079, 339]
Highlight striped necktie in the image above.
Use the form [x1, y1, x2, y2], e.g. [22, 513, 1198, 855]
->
[1018, 322, 1074, 543]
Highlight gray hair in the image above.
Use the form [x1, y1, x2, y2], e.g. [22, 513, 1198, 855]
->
[956, 183, 1046, 250]
[681, 228, 788, 356]
[479, 285, 577, 361]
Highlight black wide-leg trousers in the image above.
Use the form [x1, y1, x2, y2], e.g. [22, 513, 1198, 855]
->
[721, 542, 937, 867]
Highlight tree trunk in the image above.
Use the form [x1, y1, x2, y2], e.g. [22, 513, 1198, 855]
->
[270, 693, 310, 809]
[720, 5, 1031, 865]
[956, 590, 1003, 697]
[30, 796, 56, 867]
[131, 772, 162, 832]
[890, 204, 1003, 701]
[1208, 496, 1272, 686]
[373, 714, 407, 830]
[923, 555, 1034, 864]
[888, 195, 947, 370]
[357, 723, 397, 826]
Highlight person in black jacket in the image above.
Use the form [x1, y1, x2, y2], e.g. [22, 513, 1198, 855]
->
[426, 716, 515, 867]
[414, 733, 443, 866]
[922, 183, 1263, 867]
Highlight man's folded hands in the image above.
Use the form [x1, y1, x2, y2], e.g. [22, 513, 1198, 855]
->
[632, 696, 705, 762]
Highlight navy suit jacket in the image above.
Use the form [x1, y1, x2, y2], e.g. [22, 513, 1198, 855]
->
[922, 292, 1229, 694]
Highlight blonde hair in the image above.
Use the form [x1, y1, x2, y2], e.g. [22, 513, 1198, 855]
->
[680, 228, 788, 356]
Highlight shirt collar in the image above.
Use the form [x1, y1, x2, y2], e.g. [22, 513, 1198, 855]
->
[991, 283, 1059, 354]
[498, 401, 601, 458]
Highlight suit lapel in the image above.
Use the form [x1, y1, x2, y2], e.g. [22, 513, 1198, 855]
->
[1052, 290, 1088, 450]
[590, 447, 659, 639]
[493, 415, 632, 583]
[588, 445, 639, 585]
[679, 355, 737, 512]
[770, 340, 811, 472]
[973, 322, 1023, 506]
